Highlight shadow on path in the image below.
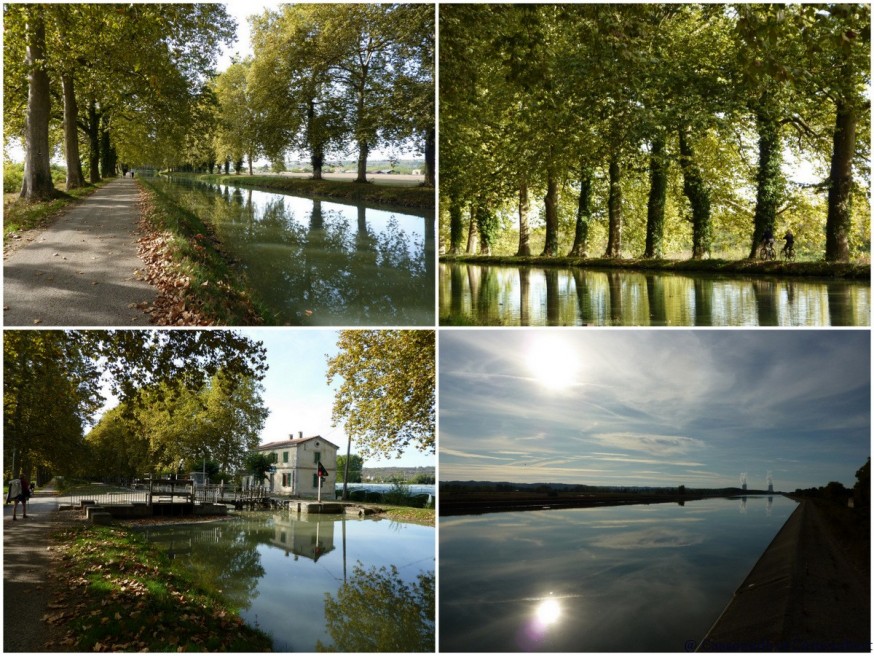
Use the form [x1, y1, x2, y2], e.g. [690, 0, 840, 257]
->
[3, 178, 156, 326]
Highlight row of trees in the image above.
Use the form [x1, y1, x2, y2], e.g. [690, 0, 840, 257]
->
[84, 373, 268, 483]
[215, 4, 435, 184]
[793, 457, 870, 508]
[4, 4, 235, 199]
[440, 4, 870, 262]
[4, 331, 267, 483]
[5, 3, 435, 201]
[5, 328, 436, 489]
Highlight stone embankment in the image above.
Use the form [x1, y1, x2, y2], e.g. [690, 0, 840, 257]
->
[698, 500, 869, 652]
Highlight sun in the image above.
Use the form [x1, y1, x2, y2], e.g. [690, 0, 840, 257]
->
[525, 337, 580, 391]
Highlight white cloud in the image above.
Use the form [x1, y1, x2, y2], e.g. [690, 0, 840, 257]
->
[591, 433, 705, 456]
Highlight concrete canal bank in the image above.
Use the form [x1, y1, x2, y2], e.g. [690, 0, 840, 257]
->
[699, 500, 869, 652]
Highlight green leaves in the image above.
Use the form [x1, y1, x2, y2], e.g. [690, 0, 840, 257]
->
[439, 3, 870, 261]
[4, 330, 267, 478]
[326, 330, 434, 460]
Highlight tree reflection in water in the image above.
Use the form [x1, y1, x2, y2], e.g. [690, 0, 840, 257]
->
[318, 563, 435, 652]
[440, 263, 871, 326]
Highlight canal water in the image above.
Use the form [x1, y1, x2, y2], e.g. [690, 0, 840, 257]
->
[142, 512, 435, 652]
[439, 496, 797, 652]
[440, 263, 870, 326]
[145, 176, 434, 325]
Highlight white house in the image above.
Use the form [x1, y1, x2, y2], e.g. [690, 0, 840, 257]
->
[247, 433, 339, 499]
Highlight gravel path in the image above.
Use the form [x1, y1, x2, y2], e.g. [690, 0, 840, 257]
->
[3, 178, 156, 326]
[3, 491, 69, 652]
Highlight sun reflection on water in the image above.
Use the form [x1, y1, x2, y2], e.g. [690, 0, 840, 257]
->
[535, 597, 562, 627]
[518, 593, 566, 650]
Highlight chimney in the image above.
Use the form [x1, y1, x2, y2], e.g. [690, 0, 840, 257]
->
[288, 433, 293, 441]
[299, 431, 303, 439]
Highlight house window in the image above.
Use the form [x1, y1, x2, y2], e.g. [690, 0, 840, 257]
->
[270, 452, 278, 464]
[283, 451, 289, 463]
[312, 473, 318, 488]
[314, 451, 321, 464]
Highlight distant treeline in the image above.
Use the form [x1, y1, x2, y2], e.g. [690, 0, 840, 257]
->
[366, 466, 435, 484]
[793, 458, 870, 508]
[441, 481, 772, 496]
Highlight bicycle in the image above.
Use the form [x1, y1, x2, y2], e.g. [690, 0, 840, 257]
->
[758, 240, 776, 261]
[781, 243, 795, 261]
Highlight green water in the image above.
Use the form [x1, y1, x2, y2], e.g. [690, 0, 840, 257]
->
[440, 496, 797, 652]
[440, 263, 870, 326]
[143, 512, 435, 652]
[148, 176, 434, 325]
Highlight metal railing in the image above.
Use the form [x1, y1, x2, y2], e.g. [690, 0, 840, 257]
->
[57, 481, 274, 508]
[57, 489, 149, 508]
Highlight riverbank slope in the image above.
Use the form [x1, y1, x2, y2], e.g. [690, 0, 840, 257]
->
[698, 500, 869, 651]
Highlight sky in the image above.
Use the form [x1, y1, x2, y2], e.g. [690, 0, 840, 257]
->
[237, 329, 434, 471]
[439, 329, 870, 491]
[217, 1, 283, 73]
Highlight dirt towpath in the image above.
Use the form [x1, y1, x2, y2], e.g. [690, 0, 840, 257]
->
[3, 177, 156, 326]
[3, 489, 70, 652]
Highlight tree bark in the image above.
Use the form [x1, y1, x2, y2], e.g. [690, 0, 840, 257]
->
[644, 136, 667, 258]
[87, 99, 101, 183]
[449, 200, 464, 255]
[20, 6, 54, 201]
[465, 204, 479, 254]
[678, 126, 712, 259]
[540, 172, 559, 256]
[604, 157, 622, 258]
[100, 113, 116, 178]
[307, 97, 324, 180]
[749, 102, 782, 258]
[61, 73, 85, 190]
[355, 138, 369, 183]
[516, 182, 531, 256]
[354, 64, 370, 183]
[248, 153, 254, 176]
[423, 126, 435, 187]
[478, 205, 492, 256]
[568, 166, 592, 257]
[825, 99, 855, 262]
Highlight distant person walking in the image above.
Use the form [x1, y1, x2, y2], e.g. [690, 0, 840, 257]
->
[6, 473, 30, 520]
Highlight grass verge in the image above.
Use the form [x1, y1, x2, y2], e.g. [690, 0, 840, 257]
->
[136, 180, 265, 325]
[4, 183, 108, 240]
[179, 172, 434, 209]
[46, 524, 272, 652]
[441, 254, 871, 280]
[380, 506, 435, 526]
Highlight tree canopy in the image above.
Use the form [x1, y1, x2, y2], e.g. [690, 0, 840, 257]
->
[196, 3, 435, 182]
[326, 330, 435, 460]
[4, 3, 236, 197]
[84, 371, 268, 481]
[4, 330, 267, 480]
[440, 4, 870, 262]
